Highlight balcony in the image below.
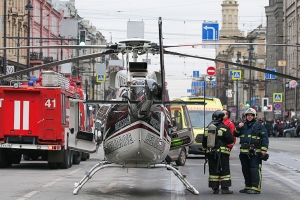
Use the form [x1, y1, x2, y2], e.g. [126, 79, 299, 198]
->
[43, 57, 54, 64]
[30, 52, 43, 60]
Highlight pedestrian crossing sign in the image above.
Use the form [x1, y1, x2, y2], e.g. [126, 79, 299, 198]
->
[231, 70, 242, 80]
[96, 74, 106, 82]
[273, 93, 282, 102]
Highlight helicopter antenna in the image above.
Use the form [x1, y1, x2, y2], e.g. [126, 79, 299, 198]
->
[158, 17, 165, 103]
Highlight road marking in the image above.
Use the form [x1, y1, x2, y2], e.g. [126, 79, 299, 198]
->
[17, 191, 39, 200]
[42, 177, 64, 188]
[272, 161, 300, 172]
[98, 182, 118, 193]
[67, 168, 81, 175]
[42, 168, 82, 188]
[293, 158, 300, 162]
[264, 166, 300, 188]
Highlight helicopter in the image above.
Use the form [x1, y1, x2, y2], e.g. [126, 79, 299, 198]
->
[0, 17, 299, 196]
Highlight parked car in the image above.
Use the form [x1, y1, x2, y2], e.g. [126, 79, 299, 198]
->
[283, 127, 298, 138]
[168, 146, 189, 166]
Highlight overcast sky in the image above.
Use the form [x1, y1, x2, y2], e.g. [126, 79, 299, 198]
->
[74, 0, 268, 98]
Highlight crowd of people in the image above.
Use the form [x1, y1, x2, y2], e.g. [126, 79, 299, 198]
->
[230, 118, 300, 137]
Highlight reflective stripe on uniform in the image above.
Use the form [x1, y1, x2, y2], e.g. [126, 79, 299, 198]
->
[220, 174, 231, 181]
[209, 175, 219, 182]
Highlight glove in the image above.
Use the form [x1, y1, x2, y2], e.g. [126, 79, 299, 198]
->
[261, 153, 269, 161]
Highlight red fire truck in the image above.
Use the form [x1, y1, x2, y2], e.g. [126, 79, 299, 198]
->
[0, 71, 99, 169]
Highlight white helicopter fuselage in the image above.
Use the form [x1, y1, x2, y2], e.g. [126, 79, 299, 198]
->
[104, 119, 171, 166]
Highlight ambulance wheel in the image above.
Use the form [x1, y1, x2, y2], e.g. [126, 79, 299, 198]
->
[73, 152, 81, 165]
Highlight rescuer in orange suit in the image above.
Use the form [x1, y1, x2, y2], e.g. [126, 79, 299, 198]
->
[222, 109, 236, 149]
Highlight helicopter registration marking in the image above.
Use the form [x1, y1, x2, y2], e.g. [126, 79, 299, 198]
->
[105, 133, 134, 153]
[115, 117, 130, 131]
[144, 133, 166, 152]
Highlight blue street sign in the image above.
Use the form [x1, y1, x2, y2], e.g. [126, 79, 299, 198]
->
[202, 22, 219, 41]
[187, 89, 198, 93]
[192, 81, 201, 87]
[231, 70, 242, 80]
[265, 68, 276, 79]
[96, 74, 106, 82]
[193, 71, 200, 77]
[212, 82, 217, 87]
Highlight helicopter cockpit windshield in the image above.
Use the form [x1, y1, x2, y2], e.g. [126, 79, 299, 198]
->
[131, 80, 145, 100]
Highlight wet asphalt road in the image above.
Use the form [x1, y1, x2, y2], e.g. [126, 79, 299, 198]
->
[0, 137, 299, 200]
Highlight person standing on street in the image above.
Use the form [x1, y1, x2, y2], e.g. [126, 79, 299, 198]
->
[222, 109, 236, 149]
[234, 108, 269, 194]
[202, 110, 234, 194]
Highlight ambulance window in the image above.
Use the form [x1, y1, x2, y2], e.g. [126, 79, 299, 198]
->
[61, 94, 66, 125]
[174, 111, 182, 130]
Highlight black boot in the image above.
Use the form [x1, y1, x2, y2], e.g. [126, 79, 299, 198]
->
[221, 188, 233, 194]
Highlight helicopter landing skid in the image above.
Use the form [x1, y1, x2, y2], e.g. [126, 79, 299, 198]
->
[158, 164, 199, 195]
[73, 162, 199, 195]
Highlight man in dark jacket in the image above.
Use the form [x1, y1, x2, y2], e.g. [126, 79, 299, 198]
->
[202, 110, 234, 194]
[234, 108, 269, 194]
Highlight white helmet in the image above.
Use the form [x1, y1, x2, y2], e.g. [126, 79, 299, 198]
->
[244, 108, 257, 119]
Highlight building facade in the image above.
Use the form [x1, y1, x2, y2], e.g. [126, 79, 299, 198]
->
[282, 0, 300, 119]
[265, 0, 284, 119]
[0, 0, 29, 74]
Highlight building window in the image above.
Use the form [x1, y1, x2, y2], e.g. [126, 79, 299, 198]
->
[228, 15, 232, 23]
[223, 15, 227, 23]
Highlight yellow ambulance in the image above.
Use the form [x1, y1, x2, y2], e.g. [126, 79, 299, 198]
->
[170, 96, 223, 155]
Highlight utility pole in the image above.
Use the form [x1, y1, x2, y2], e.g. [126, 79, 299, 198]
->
[92, 58, 96, 100]
[236, 51, 241, 120]
[3, 0, 7, 75]
[25, 0, 33, 77]
[248, 44, 254, 106]
[16, 27, 21, 73]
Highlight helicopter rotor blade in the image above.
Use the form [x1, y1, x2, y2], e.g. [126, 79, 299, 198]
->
[162, 42, 300, 48]
[164, 50, 299, 81]
[0, 49, 116, 80]
[0, 44, 119, 51]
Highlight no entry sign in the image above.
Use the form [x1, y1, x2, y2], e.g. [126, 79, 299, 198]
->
[207, 66, 216, 76]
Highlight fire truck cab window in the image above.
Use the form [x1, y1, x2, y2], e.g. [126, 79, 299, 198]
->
[61, 94, 66, 125]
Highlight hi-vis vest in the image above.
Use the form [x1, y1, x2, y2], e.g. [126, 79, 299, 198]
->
[203, 126, 231, 155]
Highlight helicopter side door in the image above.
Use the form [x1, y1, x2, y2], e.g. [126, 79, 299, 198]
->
[169, 104, 194, 150]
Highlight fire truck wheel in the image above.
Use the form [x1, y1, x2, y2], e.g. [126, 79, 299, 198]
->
[59, 148, 70, 169]
[11, 154, 22, 164]
[81, 152, 88, 161]
[73, 152, 81, 165]
[68, 150, 73, 168]
[48, 162, 58, 169]
[0, 149, 12, 168]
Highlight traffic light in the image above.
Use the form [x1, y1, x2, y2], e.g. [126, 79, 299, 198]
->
[79, 30, 86, 45]
[245, 102, 250, 108]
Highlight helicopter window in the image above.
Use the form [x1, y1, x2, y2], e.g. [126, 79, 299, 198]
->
[131, 81, 145, 99]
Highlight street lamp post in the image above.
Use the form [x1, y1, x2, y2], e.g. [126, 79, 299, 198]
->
[25, 0, 33, 77]
[92, 58, 96, 100]
[248, 44, 254, 105]
[236, 51, 241, 120]
[3, 0, 7, 75]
